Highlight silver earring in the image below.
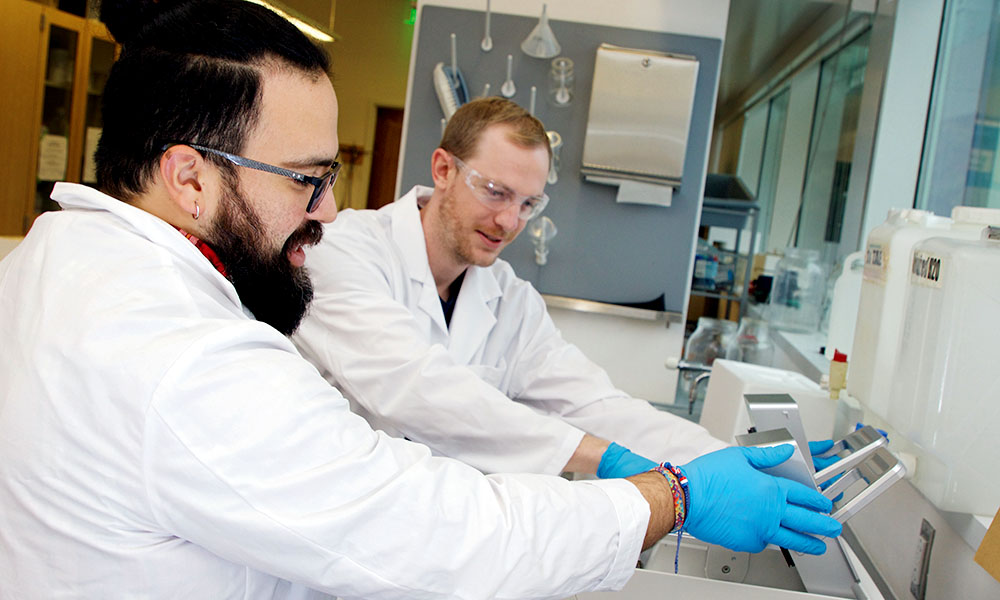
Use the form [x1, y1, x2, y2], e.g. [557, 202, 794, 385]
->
[193, 202, 200, 220]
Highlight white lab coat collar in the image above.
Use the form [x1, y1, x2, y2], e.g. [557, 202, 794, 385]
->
[50, 182, 241, 307]
[391, 186, 502, 363]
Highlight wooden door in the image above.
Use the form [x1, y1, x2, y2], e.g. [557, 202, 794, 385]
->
[0, 0, 44, 234]
[366, 106, 404, 210]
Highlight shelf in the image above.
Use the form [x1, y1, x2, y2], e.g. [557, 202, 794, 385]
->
[712, 247, 747, 259]
[690, 289, 741, 301]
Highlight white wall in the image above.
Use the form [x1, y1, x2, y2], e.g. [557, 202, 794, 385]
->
[547, 306, 682, 406]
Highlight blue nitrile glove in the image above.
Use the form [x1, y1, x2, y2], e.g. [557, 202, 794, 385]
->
[811, 427, 890, 472]
[811, 427, 890, 500]
[809, 439, 844, 502]
[810, 428, 891, 472]
[809, 439, 840, 471]
[855, 423, 889, 441]
[597, 442, 658, 478]
[680, 445, 842, 555]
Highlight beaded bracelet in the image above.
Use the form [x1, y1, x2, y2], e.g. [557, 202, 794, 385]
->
[651, 462, 691, 574]
[652, 462, 687, 532]
[663, 463, 690, 528]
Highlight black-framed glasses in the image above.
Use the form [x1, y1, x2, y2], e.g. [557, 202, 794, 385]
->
[451, 155, 549, 221]
[161, 143, 341, 213]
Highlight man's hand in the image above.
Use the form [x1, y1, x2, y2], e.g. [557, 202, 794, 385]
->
[681, 446, 842, 555]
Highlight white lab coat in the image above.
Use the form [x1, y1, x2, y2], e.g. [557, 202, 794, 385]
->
[0, 183, 649, 599]
[293, 186, 727, 476]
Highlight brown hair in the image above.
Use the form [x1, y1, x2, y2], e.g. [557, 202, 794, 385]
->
[439, 97, 552, 161]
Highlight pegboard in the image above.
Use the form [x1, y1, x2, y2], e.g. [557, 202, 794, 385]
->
[399, 5, 722, 313]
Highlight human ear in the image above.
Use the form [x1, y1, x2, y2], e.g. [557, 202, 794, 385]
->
[430, 148, 457, 189]
[159, 145, 215, 223]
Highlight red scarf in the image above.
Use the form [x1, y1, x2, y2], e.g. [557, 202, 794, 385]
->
[175, 228, 228, 278]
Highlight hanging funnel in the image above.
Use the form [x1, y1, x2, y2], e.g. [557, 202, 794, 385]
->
[520, 4, 560, 59]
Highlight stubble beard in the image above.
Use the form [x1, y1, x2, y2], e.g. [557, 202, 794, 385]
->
[439, 188, 502, 269]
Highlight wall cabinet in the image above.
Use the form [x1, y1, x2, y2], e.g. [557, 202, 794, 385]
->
[0, 0, 115, 235]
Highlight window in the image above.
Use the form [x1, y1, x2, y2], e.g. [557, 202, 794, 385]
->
[794, 31, 870, 260]
[916, 0, 999, 213]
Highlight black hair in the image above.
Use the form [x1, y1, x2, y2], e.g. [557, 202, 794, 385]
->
[95, 0, 331, 200]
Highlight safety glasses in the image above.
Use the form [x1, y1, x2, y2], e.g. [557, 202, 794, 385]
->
[162, 143, 341, 214]
[452, 155, 549, 221]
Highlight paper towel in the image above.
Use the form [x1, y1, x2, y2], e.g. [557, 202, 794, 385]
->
[585, 176, 673, 207]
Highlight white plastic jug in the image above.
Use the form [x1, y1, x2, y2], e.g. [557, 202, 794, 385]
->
[886, 233, 1000, 515]
[848, 210, 952, 417]
[824, 251, 864, 360]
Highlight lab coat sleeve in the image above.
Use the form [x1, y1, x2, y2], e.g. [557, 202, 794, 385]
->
[293, 220, 585, 475]
[143, 322, 649, 600]
[502, 281, 729, 466]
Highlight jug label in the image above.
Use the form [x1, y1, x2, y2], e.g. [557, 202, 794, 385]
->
[864, 243, 887, 284]
[911, 251, 944, 288]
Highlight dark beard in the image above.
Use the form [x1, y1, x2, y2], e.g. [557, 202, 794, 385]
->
[207, 185, 323, 335]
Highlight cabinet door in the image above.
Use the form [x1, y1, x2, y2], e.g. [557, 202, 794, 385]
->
[35, 9, 86, 216]
[0, 0, 44, 235]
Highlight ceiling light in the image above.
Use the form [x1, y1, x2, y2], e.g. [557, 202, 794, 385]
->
[246, 0, 337, 43]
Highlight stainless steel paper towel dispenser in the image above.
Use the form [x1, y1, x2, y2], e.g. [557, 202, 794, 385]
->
[581, 43, 699, 186]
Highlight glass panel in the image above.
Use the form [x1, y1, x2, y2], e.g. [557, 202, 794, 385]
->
[736, 102, 769, 198]
[36, 24, 79, 214]
[81, 38, 116, 186]
[962, 3, 1000, 208]
[795, 31, 870, 259]
[755, 88, 790, 253]
[915, 0, 994, 214]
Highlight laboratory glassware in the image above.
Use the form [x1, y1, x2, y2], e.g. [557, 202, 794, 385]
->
[724, 317, 774, 367]
[768, 247, 825, 333]
[520, 4, 560, 59]
[548, 57, 574, 107]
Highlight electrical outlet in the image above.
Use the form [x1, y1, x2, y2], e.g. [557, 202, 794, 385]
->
[910, 519, 935, 599]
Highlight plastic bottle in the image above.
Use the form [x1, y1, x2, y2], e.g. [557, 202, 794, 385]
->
[824, 251, 864, 360]
[884, 234, 1000, 515]
[828, 350, 847, 400]
[848, 208, 1000, 418]
[693, 240, 719, 291]
[715, 245, 736, 293]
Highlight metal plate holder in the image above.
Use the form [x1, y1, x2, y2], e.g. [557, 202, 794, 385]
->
[738, 394, 908, 598]
[736, 427, 861, 599]
[743, 393, 904, 522]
